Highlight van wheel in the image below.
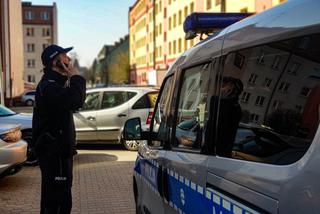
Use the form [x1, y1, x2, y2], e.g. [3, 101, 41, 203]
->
[22, 131, 38, 166]
[123, 139, 140, 151]
[25, 99, 34, 106]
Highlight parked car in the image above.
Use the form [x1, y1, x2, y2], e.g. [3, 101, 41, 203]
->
[74, 87, 158, 151]
[21, 90, 36, 106]
[0, 104, 35, 164]
[0, 124, 27, 178]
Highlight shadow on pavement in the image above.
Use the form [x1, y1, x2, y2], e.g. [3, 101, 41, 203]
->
[74, 153, 118, 163]
[76, 143, 125, 151]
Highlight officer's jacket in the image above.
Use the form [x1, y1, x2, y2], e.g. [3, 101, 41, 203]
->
[32, 68, 86, 158]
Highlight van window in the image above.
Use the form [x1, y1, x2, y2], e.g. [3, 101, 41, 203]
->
[214, 33, 320, 165]
[151, 76, 173, 146]
[173, 63, 211, 149]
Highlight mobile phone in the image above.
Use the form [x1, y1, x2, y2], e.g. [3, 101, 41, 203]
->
[56, 59, 69, 72]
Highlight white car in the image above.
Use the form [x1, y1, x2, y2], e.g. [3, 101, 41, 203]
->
[74, 87, 158, 150]
[0, 124, 27, 178]
[0, 105, 34, 164]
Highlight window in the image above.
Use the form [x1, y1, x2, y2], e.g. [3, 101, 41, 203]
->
[287, 62, 301, 75]
[278, 82, 290, 93]
[255, 96, 265, 106]
[27, 75, 35, 83]
[42, 28, 51, 36]
[215, 33, 320, 165]
[26, 28, 34, 36]
[248, 73, 258, 85]
[169, 42, 172, 55]
[241, 92, 251, 103]
[250, 114, 259, 123]
[132, 92, 158, 109]
[27, 59, 35, 68]
[81, 92, 100, 111]
[240, 7, 248, 13]
[27, 44, 35, 52]
[41, 11, 50, 20]
[178, 10, 182, 25]
[25, 11, 34, 20]
[272, 100, 283, 110]
[190, 2, 194, 13]
[271, 56, 281, 70]
[263, 78, 272, 87]
[101, 91, 130, 109]
[215, 0, 221, 6]
[184, 6, 188, 18]
[151, 76, 174, 146]
[169, 17, 172, 30]
[174, 63, 211, 149]
[173, 40, 176, 54]
[178, 38, 182, 52]
[173, 14, 176, 28]
[207, 0, 212, 10]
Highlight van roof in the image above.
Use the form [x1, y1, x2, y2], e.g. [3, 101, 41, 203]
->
[168, 0, 320, 76]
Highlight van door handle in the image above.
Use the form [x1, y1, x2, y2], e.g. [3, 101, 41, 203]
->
[118, 113, 127, 117]
[87, 116, 96, 121]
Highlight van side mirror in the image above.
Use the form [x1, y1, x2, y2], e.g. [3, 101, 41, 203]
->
[124, 118, 150, 140]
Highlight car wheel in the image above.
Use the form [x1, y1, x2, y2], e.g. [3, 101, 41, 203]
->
[22, 131, 38, 166]
[123, 139, 141, 151]
[25, 99, 34, 106]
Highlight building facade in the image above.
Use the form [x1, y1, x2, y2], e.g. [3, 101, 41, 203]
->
[129, 0, 287, 86]
[22, 2, 57, 87]
[0, 0, 25, 105]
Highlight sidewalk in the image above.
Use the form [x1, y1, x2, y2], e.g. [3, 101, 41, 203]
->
[0, 148, 136, 214]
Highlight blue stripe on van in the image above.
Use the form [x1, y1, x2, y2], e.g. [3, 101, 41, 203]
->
[134, 157, 261, 214]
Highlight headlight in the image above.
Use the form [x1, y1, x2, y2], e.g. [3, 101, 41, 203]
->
[0, 127, 22, 143]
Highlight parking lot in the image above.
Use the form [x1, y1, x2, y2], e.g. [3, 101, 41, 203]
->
[0, 145, 137, 214]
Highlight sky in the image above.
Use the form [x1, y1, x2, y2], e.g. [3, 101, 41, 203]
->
[23, 0, 136, 67]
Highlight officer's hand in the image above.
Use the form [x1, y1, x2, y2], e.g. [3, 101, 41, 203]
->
[67, 64, 78, 77]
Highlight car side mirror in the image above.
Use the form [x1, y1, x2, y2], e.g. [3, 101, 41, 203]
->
[124, 118, 150, 140]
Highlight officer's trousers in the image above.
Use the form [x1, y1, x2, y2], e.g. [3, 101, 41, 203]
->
[39, 156, 73, 214]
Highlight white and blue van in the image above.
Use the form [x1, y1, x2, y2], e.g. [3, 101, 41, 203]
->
[124, 0, 320, 213]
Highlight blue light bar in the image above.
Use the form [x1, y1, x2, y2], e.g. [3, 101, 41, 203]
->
[183, 13, 253, 40]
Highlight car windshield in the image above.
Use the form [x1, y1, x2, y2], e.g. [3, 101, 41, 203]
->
[0, 105, 17, 116]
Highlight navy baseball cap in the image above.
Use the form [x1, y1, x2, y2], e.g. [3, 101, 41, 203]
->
[41, 44, 73, 66]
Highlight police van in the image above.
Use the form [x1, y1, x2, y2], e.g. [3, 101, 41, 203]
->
[124, 0, 320, 213]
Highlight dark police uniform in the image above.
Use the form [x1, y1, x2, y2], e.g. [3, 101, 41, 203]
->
[32, 67, 86, 214]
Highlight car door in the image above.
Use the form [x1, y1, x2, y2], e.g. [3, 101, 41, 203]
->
[162, 62, 214, 214]
[74, 91, 100, 141]
[96, 91, 129, 141]
[135, 75, 174, 214]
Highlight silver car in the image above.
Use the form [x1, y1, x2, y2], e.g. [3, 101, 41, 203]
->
[21, 90, 36, 106]
[74, 87, 158, 150]
[0, 105, 34, 164]
[0, 124, 27, 178]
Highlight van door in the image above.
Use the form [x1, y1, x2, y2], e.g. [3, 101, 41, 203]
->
[162, 62, 214, 213]
[134, 76, 174, 214]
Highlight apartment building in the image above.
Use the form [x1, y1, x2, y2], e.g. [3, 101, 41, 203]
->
[0, 0, 25, 105]
[22, 2, 57, 87]
[129, 0, 287, 86]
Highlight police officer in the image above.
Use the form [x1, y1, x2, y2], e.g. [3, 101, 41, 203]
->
[32, 44, 86, 214]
